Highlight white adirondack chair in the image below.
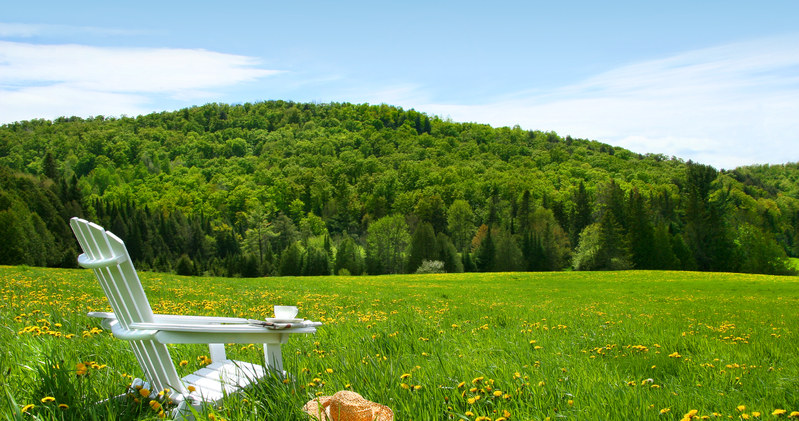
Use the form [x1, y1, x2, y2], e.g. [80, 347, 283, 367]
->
[70, 217, 320, 417]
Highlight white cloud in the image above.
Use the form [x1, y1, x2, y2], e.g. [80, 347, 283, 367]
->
[0, 23, 45, 37]
[0, 40, 281, 123]
[0, 22, 147, 38]
[418, 35, 799, 169]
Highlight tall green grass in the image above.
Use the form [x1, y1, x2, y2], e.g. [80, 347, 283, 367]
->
[1, 266, 797, 420]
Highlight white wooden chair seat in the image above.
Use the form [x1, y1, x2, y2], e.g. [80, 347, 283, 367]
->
[183, 360, 266, 402]
[70, 217, 320, 418]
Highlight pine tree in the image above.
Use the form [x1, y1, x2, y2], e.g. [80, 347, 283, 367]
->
[303, 244, 330, 276]
[493, 229, 523, 272]
[627, 189, 655, 269]
[407, 222, 438, 273]
[436, 233, 463, 273]
[335, 235, 363, 275]
[475, 227, 495, 272]
[279, 241, 305, 276]
[569, 182, 592, 247]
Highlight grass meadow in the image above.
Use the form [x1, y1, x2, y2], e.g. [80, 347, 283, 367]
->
[1, 266, 797, 420]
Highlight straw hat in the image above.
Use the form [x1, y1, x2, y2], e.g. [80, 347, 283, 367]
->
[303, 391, 394, 421]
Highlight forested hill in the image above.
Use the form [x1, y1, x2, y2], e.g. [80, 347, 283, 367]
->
[1, 101, 797, 276]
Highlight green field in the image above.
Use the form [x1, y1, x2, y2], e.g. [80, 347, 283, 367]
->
[1, 266, 798, 420]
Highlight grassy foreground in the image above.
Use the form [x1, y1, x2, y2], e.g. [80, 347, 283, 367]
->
[1, 266, 797, 420]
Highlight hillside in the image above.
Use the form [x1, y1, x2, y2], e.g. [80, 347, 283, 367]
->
[0, 101, 796, 275]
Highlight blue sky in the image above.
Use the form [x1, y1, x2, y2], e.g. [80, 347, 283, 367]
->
[1, 1, 797, 169]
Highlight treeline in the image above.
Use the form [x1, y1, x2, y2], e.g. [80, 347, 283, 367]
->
[0, 101, 797, 276]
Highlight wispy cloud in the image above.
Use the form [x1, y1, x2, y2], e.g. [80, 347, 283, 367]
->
[0, 40, 281, 123]
[0, 22, 147, 38]
[418, 35, 799, 169]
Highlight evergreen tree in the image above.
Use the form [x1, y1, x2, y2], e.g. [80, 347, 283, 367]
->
[651, 224, 680, 269]
[335, 235, 363, 275]
[518, 190, 534, 235]
[461, 251, 476, 272]
[626, 189, 656, 269]
[597, 211, 632, 270]
[436, 232, 464, 273]
[279, 241, 305, 276]
[493, 229, 524, 272]
[303, 244, 330, 276]
[241, 254, 260, 278]
[683, 162, 734, 271]
[569, 182, 592, 247]
[475, 227, 495, 272]
[527, 208, 570, 271]
[407, 222, 438, 273]
[522, 232, 546, 271]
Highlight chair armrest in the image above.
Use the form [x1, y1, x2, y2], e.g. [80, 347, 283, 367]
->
[88, 312, 252, 325]
[129, 322, 317, 333]
[92, 313, 320, 345]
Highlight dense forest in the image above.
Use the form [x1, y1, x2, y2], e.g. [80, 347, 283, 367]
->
[1, 101, 797, 276]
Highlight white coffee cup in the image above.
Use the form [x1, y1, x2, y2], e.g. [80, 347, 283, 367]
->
[274, 305, 299, 319]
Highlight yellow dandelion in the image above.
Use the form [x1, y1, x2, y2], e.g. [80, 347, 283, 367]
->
[139, 388, 151, 398]
[737, 406, 747, 412]
[660, 408, 671, 414]
[752, 412, 761, 417]
[326, 368, 334, 374]
[493, 390, 502, 397]
[41, 397, 56, 403]
[789, 412, 799, 418]
[465, 411, 474, 417]
[773, 409, 787, 416]
[187, 385, 196, 392]
[179, 360, 188, 366]
[413, 385, 422, 390]
[21, 404, 34, 412]
[58, 403, 69, 410]
[400, 373, 411, 379]
[400, 383, 409, 389]
[149, 400, 162, 411]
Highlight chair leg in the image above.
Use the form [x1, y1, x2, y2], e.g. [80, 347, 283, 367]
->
[208, 343, 226, 363]
[263, 343, 283, 373]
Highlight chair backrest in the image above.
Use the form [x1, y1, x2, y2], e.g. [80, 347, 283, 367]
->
[70, 217, 186, 395]
[70, 218, 155, 327]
